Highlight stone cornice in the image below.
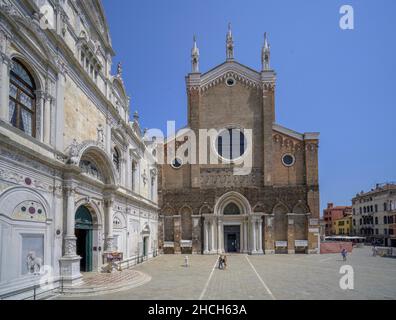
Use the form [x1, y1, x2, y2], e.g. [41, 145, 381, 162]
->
[273, 123, 304, 141]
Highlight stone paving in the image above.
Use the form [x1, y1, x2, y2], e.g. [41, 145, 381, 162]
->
[57, 246, 396, 300]
[79, 269, 147, 287]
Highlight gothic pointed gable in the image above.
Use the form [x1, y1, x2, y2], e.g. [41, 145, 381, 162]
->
[199, 60, 262, 92]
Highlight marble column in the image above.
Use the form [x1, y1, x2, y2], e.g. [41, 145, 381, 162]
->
[120, 157, 126, 187]
[35, 90, 45, 142]
[257, 218, 264, 254]
[251, 219, 257, 254]
[204, 220, 209, 254]
[43, 95, 51, 144]
[105, 199, 114, 252]
[0, 53, 11, 122]
[217, 218, 224, 253]
[60, 185, 82, 286]
[210, 220, 216, 253]
[64, 186, 77, 255]
[243, 220, 248, 253]
[0, 28, 11, 119]
[126, 150, 131, 190]
[240, 221, 244, 253]
[54, 71, 65, 151]
[105, 119, 112, 155]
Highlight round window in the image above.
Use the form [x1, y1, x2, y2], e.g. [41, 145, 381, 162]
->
[215, 128, 247, 161]
[282, 154, 295, 167]
[226, 77, 235, 87]
[171, 158, 183, 169]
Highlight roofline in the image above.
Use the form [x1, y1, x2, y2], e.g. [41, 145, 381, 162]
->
[200, 60, 261, 78]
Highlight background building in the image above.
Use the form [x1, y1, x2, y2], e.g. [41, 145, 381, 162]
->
[0, 0, 158, 296]
[332, 215, 352, 235]
[158, 29, 320, 255]
[323, 203, 352, 236]
[352, 183, 396, 246]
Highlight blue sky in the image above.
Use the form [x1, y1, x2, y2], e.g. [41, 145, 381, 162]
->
[102, 0, 396, 214]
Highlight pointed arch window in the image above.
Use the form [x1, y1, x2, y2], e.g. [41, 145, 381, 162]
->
[113, 147, 120, 171]
[9, 59, 36, 137]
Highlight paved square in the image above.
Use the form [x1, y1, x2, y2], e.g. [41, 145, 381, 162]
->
[58, 247, 396, 300]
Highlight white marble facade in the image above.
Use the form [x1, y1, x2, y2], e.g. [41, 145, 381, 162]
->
[0, 0, 158, 296]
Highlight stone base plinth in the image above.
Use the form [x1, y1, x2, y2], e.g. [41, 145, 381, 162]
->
[59, 256, 82, 287]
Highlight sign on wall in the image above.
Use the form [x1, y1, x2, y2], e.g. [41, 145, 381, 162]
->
[275, 241, 287, 247]
[295, 240, 308, 247]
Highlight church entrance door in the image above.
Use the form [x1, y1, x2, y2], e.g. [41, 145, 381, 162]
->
[224, 225, 240, 253]
[75, 206, 93, 272]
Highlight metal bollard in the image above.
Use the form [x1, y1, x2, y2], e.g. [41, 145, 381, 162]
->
[184, 256, 189, 267]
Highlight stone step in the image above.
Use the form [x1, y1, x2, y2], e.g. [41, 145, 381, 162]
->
[55, 271, 151, 297]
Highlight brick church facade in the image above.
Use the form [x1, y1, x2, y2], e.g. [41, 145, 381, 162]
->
[158, 27, 320, 255]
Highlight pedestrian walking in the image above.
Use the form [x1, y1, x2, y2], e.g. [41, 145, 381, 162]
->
[341, 248, 347, 261]
[372, 246, 377, 257]
[218, 255, 224, 270]
[223, 255, 228, 270]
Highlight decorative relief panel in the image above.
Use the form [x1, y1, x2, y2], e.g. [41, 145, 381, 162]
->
[200, 168, 262, 188]
[0, 168, 52, 192]
[79, 159, 104, 182]
[12, 201, 46, 222]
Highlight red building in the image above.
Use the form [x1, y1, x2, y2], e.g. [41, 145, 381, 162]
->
[323, 203, 352, 236]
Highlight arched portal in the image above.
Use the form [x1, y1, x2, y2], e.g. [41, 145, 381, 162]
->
[75, 206, 93, 272]
[142, 224, 151, 257]
[223, 202, 241, 252]
[203, 191, 262, 255]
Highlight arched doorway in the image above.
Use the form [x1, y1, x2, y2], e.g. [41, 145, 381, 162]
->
[142, 224, 150, 258]
[223, 203, 241, 253]
[75, 206, 93, 272]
